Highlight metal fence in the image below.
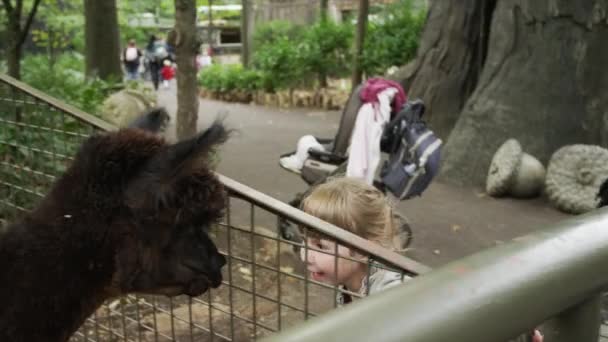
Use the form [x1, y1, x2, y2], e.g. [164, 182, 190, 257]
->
[264, 208, 608, 342]
[0, 74, 428, 341]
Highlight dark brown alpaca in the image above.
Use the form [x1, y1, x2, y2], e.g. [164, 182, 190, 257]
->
[0, 111, 229, 342]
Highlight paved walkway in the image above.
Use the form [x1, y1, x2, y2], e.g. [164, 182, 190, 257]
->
[156, 83, 569, 268]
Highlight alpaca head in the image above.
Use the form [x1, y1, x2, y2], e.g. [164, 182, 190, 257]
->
[63, 110, 230, 298]
[121, 119, 229, 297]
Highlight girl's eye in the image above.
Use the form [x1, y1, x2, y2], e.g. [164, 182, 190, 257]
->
[319, 242, 332, 250]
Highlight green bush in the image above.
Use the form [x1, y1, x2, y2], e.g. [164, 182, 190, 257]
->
[120, 27, 154, 49]
[362, 0, 426, 77]
[299, 20, 353, 82]
[251, 21, 307, 90]
[198, 64, 264, 92]
[252, 20, 352, 90]
[21, 53, 117, 114]
[252, 36, 305, 91]
[253, 21, 304, 49]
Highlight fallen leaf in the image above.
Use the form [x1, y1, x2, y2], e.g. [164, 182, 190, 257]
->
[280, 266, 294, 274]
[108, 300, 120, 310]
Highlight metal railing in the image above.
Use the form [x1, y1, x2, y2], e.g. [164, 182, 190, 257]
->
[262, 205, 608, 342]
[0, 73, 428, 341]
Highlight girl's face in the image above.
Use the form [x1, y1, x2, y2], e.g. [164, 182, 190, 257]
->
[300, 238, 366, 290]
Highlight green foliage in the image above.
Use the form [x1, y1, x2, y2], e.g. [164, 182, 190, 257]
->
[252, 37, 305, 90]
[119, 26, 154, 49]
[33, 1, 85, 53]
[20, 53, 117, 114]
[361, 0, 426, 77]
[251, 20, 352, 90]
[198, 64, 264, 92]
[116, 1, 158, 47]
[299, 20, 353, 80]
[253, 21, 304, 49]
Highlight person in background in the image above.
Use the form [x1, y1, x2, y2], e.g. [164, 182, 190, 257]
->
[160, 60, 175, 89]
[122, 39, 142, 80]
[145, 35, 169, 90]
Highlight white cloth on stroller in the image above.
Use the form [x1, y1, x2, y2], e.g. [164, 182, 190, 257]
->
[279, 135, 326, 174]
[347, 87, 397, 184]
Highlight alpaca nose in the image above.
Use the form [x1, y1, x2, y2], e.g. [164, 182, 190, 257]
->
[207, 253, 226, 288]
[212, 253, 226, 270]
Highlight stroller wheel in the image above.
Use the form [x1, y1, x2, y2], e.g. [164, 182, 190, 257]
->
[392, 212, 413, 252]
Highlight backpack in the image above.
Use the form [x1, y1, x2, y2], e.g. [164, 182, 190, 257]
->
[125, 47, 139, 62]
[152, 42, 169, 62]
[380, 99, 442, 200]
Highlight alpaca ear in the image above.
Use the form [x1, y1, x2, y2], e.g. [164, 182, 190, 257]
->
[125, 120, 230, 210]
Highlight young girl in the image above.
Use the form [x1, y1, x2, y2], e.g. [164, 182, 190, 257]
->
[299, 177, 408, 304]
[299, 177, 542, 342]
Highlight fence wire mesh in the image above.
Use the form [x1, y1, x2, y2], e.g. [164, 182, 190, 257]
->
[0, 75, 424, 341]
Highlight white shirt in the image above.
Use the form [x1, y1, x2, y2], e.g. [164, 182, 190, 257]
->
[346, 88, 398, 184]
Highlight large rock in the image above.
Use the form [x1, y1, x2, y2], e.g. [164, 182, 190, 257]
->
[545, 145, 608, 214]
[101, 85, 156, 127]
[486, 139, 546, 198]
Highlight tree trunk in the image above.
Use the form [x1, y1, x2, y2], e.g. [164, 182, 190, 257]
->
[241, 0, 252, 67]
[174, 0, 200, 140]
[393, 0, 496, 139]
[318, 0, 330, 87]
[6, 19, 21, 79]
[351, 0, 369, 89]
[207, 0, 214, 47]
[439, 0, 608, 186]
[84, 0, 121, 80]
[2, 0, 42, 79]
[320, 0, 329, 22]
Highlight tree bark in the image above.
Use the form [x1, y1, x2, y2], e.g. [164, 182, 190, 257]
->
[207, 0, 214, 47]
[318, 0, 330, 87]
[84, 0, 121, 80]
[2, 0, 42, 79]
[393, 0, 496, 139]
[439, 0, 608, 186]
[174, 0, 200, 140]
[351, 0, 369, 89]
[6, 16, 22, 79]
[241, 0, 247, 67]
[320, 0, 329, 22]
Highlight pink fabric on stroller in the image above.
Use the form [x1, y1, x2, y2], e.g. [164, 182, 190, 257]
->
[360, 78, 407, 112]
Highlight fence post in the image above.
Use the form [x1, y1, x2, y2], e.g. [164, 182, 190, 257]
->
[552, 294, 601, 342]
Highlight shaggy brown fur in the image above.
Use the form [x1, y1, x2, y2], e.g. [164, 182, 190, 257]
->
[0, 112, 229, 342]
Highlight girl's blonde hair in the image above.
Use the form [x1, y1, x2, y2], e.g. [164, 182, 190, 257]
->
[301, 177, 395, 249]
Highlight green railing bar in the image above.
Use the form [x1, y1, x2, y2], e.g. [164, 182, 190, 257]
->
[0, 74, 117, 132]
[262, 208, 608, 342]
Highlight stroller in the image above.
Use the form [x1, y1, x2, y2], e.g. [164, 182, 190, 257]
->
[278, 84, 442, 251]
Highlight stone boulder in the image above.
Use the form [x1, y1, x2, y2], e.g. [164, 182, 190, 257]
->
[100, 85, 156, 127]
